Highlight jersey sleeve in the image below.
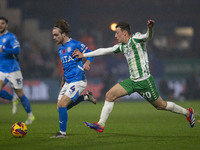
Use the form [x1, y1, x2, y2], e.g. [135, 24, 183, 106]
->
[113, 44, 122, 53]
[2, 34, 20, 54]
[83, 44, 120, 57]
[9, 34, 20, 48]
[133, 28, 153, 43]
[76, 41, 94, 62]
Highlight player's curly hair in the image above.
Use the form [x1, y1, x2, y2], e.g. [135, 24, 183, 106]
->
[54, 19, 70, 35]
[0, 17, 8, 24]
[116, 21, 131, 35]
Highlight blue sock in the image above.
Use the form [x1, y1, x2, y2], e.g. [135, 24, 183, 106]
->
[20, 95, 31, 113]
[59, 107, 68, 133]
[0, 90, 13, 101]
[67, 95, 84, 110]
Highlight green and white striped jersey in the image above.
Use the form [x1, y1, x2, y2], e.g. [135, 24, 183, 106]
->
[113, 30, 152, 81]
[83, 28, 153, 81]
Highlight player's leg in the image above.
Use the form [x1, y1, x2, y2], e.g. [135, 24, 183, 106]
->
[0, 80, 13, 102]
[141, 75, 195, 128]
[52, 81, 87, 138]
[151, 96, 195, 127]
[98, 83, 128, 126]
[8, 71, 34, 124]
[0, 89, 20, 114]
[55, 95, 72, 138]
[0, 76, 6, 91]
[67, 90, 96, 110]
[85, 82, 128, 132]
[67, 95, 84, 110]
[0, 79, 20, 114]
[0, 89, 13, 101]
[14, 88, 35, 124]
[151, 96, 188, 115]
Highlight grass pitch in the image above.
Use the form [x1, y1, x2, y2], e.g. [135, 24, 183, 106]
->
[0, 101, 200, 150]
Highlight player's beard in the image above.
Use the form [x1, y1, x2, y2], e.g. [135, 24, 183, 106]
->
[0, 28, 6, 34]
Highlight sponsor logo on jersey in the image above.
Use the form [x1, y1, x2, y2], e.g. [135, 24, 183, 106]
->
[124, 49, 132, 57]
[61, 55, 74, 63]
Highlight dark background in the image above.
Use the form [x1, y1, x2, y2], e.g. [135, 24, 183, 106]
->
[1, 0, 200, 100]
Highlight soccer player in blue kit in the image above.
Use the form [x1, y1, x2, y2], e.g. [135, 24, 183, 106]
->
[0, 17, 35, 125]
[50, 19, 96, 138]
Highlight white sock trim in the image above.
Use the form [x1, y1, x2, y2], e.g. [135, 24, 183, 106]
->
[60, 131, 66, 135]
[28, 112, 33, 117]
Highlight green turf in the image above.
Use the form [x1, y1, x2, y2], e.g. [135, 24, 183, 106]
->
[0, 101, 200, 150]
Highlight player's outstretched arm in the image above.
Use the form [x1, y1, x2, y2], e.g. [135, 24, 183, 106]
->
[73, 45, 119, 58]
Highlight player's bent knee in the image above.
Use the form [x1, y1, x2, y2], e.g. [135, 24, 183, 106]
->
[105, 92, 115, 101]
[14, 89, 24, 98]
[155, 106, 164, 110]
[57, 101, 65, 108]
[154, 104, 167, 110]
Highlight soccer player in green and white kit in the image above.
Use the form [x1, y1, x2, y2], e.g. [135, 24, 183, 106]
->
[73, 20, 195, 132]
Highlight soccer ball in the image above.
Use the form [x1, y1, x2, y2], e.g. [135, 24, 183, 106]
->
[11, 122, 27, 138]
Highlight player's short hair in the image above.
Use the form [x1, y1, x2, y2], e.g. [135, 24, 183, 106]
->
[116, 21, 131, 35]
[0, 17, 8, 24]
[54, 19, 70, 35]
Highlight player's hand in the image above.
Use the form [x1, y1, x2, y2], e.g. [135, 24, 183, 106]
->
[0, 48, 2, 53]
[72, 49, 84, 58]
[147, 20, 155, 28]
[60, 77, 65, 88]
[83, 63, 90, 71]
[60, 81, 65, 89]
[83, 60, 91, 71]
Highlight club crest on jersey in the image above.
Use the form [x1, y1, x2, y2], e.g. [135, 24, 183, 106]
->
[3, 38, 6, 43]
[67, 47, 71, 53]
[124, 50, 132, 57]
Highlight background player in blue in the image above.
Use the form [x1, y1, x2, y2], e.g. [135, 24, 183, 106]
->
[50, 19, 96, 138]
[0, 17, 35, 125]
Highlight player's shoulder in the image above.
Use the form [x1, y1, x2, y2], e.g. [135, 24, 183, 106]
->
[69, 38, 80, 44]
[5, 31, 17, 39]
[6, 31, 16, 36]
[113, 43, 122, 53]
[132, 32, 142, 39]
[67, 38, 82, 47]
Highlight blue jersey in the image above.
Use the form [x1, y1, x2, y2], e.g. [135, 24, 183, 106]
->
[0, 31, 20, 73]
[58, 38, 94, 83]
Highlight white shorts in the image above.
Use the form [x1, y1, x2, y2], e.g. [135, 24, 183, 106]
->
[58, 80, 87, 102]
[0, 71, 23, 89]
